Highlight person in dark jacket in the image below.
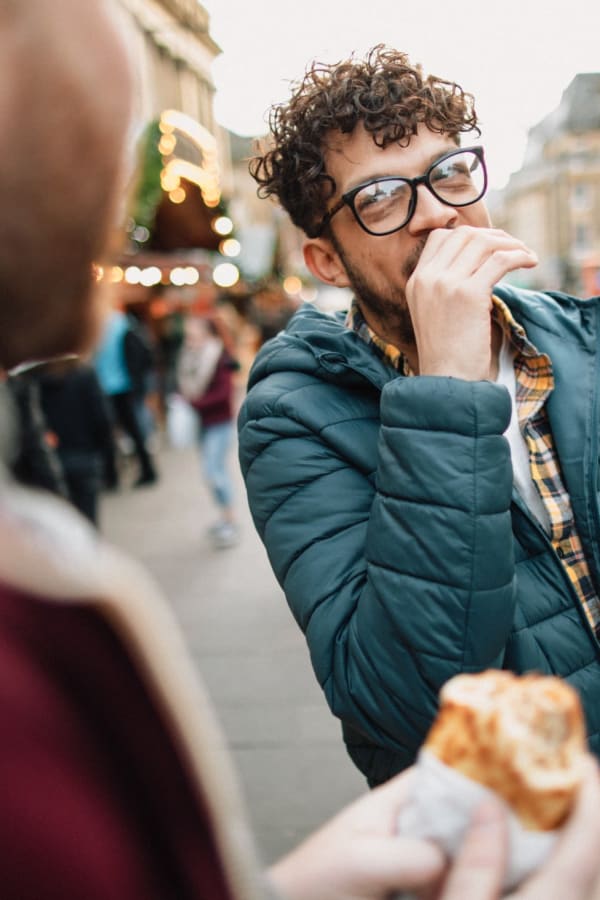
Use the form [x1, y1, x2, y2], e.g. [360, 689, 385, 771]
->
[37, 357, 117, 525]
[238, 45, 600, 788]
[124, 309, 157, 441]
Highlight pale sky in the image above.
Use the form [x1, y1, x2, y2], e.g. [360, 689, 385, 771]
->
[203, 0, 599, 190]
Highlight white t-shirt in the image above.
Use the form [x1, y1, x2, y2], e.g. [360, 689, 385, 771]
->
[495, 333, 551, 533]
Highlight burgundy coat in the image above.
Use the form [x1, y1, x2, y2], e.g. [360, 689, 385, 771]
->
[0, 473, 266, 900]
[189, 352, 234, 427]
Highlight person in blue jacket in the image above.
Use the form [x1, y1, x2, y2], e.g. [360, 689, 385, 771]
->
[94, 307, 158, 488]
[238, 44, 600, 787]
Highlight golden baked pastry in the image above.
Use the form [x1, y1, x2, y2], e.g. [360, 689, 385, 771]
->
[424, 670, 587, 830]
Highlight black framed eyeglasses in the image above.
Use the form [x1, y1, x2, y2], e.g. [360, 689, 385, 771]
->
[314, 145, 487, 237]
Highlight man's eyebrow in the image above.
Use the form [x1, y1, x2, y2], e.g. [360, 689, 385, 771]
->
[342, 145, 460, 194]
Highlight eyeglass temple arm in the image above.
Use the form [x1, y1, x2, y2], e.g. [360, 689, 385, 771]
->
[314, 196, 346, 237]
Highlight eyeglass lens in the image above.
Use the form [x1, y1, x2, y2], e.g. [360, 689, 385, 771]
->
[353, 149, 485, 234]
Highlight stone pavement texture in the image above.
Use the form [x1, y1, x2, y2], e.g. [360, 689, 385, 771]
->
[101, 435, 366, 867]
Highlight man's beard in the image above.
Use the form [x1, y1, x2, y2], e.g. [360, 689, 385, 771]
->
[329, 232, 425, 347]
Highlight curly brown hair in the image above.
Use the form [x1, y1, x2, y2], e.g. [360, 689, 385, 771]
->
[249, 45, 480, 238]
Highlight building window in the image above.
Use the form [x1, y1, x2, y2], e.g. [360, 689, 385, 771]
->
[573, 222, 591, 253]
[571, 182, 591, 211]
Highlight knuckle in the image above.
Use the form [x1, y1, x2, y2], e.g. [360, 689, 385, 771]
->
[454, 224, 477, 240]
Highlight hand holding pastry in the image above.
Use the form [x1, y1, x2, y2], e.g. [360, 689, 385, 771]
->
[397, 670, 588, 892]
[441, 755, 600, 900]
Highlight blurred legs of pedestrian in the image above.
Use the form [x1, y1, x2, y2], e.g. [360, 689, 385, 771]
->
[59, 452, 104, 524]
[133, 391, 158, 453]
[200, 421, 238, 548]
[110, 391, 157, 487]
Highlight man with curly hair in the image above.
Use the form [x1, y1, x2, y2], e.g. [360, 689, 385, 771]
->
[238, 45, 600, 786]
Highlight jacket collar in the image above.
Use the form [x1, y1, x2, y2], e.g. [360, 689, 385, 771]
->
[248, 302, 397, 392]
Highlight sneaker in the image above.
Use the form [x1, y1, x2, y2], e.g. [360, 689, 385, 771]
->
[133, 471, 158, 488]
[210, 522, 239, 549]
[207, 521, 224, 537]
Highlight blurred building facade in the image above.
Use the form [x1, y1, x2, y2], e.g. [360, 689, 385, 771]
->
[117, 0, 232, 190]
[491, 73, 600, 295]
[226, 132, 280, 283]
[111, 0, 238, 301]
[113, 1, 348, 319]
[94, 0, 246, 416]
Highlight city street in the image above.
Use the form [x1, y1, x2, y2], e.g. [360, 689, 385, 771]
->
[101, 432, 366, 867]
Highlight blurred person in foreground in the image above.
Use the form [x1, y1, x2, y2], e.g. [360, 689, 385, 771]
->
[4, 4, 600, 898]
[238, 45, 600, 788]
[176, 314, 240, 548]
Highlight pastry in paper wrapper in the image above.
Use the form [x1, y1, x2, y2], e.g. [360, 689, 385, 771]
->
[397, 671, 587, 891]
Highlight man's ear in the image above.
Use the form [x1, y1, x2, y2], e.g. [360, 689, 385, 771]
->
[303, 238, 350, 288]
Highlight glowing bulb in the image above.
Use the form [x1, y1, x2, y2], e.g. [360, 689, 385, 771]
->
[169, 267, 186, 286]
[299, 285, 319, 303]
[213, 263, 239, 288]
[124, 266, 142, 285]
[159, 133, 177, 155]
[169, 187, 186, 204]
[220, 238, 241, 258]
[132, 225, 150, 243]
[161, 168, 180, 192]
[283, 276, 302, 295]
[212, 216, 233, 236]
[140, 267, 162, 287]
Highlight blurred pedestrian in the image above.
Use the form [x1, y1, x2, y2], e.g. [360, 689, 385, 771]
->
[94, 306, 158, 488]
[176, 315, 239, 548]
[124, 308, 157, 444]
[37, 357, 117, 525]
[155, 303, 185, 412]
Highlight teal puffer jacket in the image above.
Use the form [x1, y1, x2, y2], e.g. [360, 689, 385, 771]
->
[238, 283, 600, 786]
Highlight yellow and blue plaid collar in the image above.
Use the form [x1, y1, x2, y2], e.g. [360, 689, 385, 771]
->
[345, 302, 413, 375]
[346, 294, 552, 381]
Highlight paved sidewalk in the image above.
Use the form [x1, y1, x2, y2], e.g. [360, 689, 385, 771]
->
[101, 436, 366, 866]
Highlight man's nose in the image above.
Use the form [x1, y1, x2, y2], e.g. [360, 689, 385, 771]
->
[406, 183, 458, 234]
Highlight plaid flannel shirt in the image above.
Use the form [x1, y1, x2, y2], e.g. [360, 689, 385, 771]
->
[346, 298, 600, 637]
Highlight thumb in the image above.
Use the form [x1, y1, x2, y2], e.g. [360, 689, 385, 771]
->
[361, 835, 446, 891]
[440, 800, 507, 900]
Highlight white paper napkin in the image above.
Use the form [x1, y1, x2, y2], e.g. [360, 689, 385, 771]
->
[396, 749, 558, 893]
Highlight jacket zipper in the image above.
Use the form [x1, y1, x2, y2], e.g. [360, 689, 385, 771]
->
[511, 491, 600, 650]
[585, 305, 600, 586]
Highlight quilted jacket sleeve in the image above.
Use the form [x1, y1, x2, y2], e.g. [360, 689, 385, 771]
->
[238, 371, 515, 760]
